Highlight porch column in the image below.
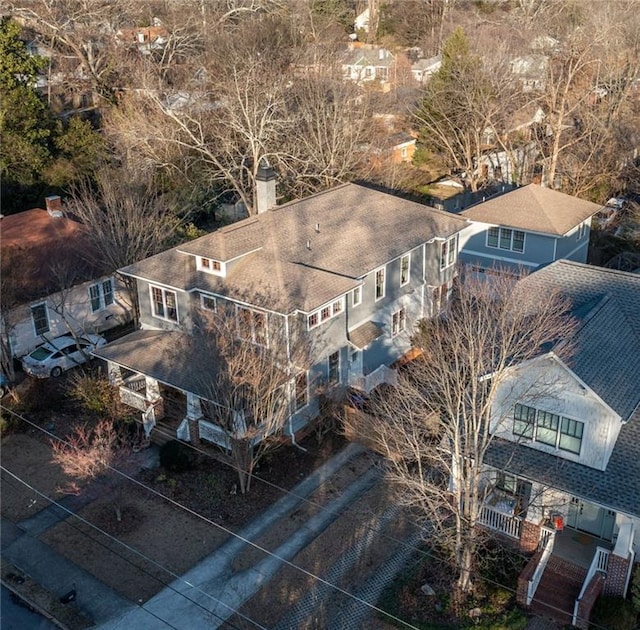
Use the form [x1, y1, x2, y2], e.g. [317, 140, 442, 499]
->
[185, 393, 203, 443]
[604, 519, 635, 597]
[107, 361, 123, 386]
[145, 376, 161, 402]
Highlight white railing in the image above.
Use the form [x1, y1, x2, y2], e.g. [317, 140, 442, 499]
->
[199, 420, 231, 449]
[572, 546, 610, 626]
[479, 504, 522, 539]
[527, 527, 556, 605]
[177, 418, 190, 441]
[120, 386, 148, 411]
[349, 364, 398, 394]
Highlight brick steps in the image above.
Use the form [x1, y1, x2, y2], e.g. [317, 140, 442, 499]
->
[530, 557, 587, 626]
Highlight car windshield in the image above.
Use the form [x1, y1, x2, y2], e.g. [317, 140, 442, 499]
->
[30, 346, 53, 361]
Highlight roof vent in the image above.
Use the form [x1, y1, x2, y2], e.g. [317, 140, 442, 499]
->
[315, 223, 320, 233]
[306, 240, 311, 250]
[45, 195, 63, 218]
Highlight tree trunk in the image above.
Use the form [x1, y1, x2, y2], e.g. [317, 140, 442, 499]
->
[231, 438, 254, 494]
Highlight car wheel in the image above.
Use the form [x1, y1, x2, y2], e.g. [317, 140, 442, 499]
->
[50, 366, 63, 377]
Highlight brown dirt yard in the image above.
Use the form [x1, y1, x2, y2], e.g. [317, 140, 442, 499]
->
[2, 384, 349, 605]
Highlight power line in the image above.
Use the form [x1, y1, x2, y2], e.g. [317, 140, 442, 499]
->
[1, 467, 266, 630]
[2, 407, 423, 629]
[1, 406, 610, 629]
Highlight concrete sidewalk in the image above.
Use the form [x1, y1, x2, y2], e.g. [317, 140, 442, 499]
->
[98, 442, 370, 629]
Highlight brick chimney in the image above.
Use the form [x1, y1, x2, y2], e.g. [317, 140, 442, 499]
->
[45, 195, 63, 218]
[255, 158, 276, 214]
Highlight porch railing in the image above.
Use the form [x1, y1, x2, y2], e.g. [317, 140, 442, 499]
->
[349, 364, 398, 394]
[572, 546, 610, 627]
[526, 526, 556, 605]
[119, 386, 148, 412]
[478, 503, 522, 539]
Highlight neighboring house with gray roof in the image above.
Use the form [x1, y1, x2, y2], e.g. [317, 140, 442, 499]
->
[341, 45, 395, 85]
[458, 184, 602, 275]
[477, 260, 640, 613]
[94, 167, 467, 449]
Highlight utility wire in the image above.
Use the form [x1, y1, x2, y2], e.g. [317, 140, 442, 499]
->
[1, 467, 266, 630]
[2, 406, 610, 629]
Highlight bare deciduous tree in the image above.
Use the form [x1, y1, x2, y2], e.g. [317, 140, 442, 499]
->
[343, 271, 576, 595]
[66, 168, 180, 322]
[51, 418, 132, 521]
[184, 303, 312, 494]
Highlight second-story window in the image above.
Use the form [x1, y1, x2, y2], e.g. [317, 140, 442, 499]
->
[400, 254, 410, 286]
[391, 308, 406, 336]
[308, 298, 345, 330]
[352, 286, 362, 307]
[440, 234, 459, 270]
[151, 286, 178, 322]
[512, 403, 584, 455]
[487, 227, 525, 253]
[200, 294, 217, 312]
[236, 306, 267, 345]
[375, 267, 385, 300]
[198, 257, 224, 275]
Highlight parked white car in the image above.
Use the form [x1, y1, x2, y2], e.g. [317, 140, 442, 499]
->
[21, 334, 106, 378]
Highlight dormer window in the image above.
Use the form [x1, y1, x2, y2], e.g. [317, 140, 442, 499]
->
[198, 257, 225, 276]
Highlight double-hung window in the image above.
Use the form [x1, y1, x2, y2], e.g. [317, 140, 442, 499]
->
[237, 306, 267, 345]
[295, 371, 308, 410]
[536, 410, 559, 446]
[31, 303, 50, 336]
[400, 254, 410, 286]
[89, 279, 114, 312]
[440, 234, 459, 270]
[513, 403, 535, 439]
[391, 308, 406, 336]
[308, 298, 345, 330]
[487, 227, 525, 253]
[151, 286, 178, 322]
[352, 286, 362, 307]
[559, 418, 583, 454]
[375, 267, 385, 300]
[200, 294, 217, 312]
[328, 351, 340, 385]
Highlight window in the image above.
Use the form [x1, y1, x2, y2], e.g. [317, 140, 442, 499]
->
[400, 255, 410, 286]
[513, 403, 584, 454]
[328, 351, 340, 385]
[89, 279, 114, 312]
[31, 303, 50, 335]
[308, 298, 345, 330]
[576, 222, 588, 240]
[198, 257, 223, 274]
[440, 234, 459, 270]
[151, 286, 178, 322]
[295, 372, 308, 410]
[236, 306, 267, 345]
[352, 286, 362, 307]
[560, 417, 583, 454]
[513, 403, 535, 439]
[200, 294, 217, 312]
[536, 410, 559, 446]
[375, 267, 385, 300]
[391, 308, 406, 336]
[432, 283, 449, 315]
[487, 227, 525, 253]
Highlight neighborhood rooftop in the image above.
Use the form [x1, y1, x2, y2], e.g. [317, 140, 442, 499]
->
[461, 184, 602, 235]
[121, 183, 467, 313]
[487, 260, 640, 518]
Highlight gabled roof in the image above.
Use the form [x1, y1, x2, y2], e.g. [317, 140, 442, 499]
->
[461, 184, 602, 236]
[122, 183, 467, 313]
[0, 209, 103, 306]
[486, 260, 640, 518]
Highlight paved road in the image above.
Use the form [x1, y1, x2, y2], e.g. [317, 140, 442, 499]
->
[1, 585, 57, 630]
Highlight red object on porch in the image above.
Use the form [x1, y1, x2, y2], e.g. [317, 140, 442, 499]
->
[554, 515, 564, 531]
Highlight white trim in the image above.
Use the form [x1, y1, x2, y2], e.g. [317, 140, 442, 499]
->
[391, 307, 407, 336]
[30, 302, 50, 336]
[374, 266, 386, 301]
[88, 278, 114, 312]
[196, 256, 225, 277]
[149, 285, 179, 323]
[462, 250, 538, 268]
[439, 234, 459, 270]
[562, 240, 589, 260]
[235, 304, 268, 346]
[352, 286, 362, 307]
[200, 293, 217, 312]
[308, 296, 345, 330]
[400, 254, 411, 286]
[486, 226, 526, 254]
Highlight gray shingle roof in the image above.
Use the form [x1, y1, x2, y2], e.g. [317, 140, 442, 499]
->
[461, 184, 602, 235]
[348, 321, 384, 349]
[121, 183, 467, 313]
[486, 260, 640, 518]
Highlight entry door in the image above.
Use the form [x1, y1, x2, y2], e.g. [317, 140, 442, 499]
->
[567, 498, 614, 540]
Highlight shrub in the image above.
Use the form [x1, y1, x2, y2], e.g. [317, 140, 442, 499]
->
[630, 564, 640, 612]
[69, 371, 118, 416]
[591, 596, 637, 630]
[160, 440, 196, 472]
